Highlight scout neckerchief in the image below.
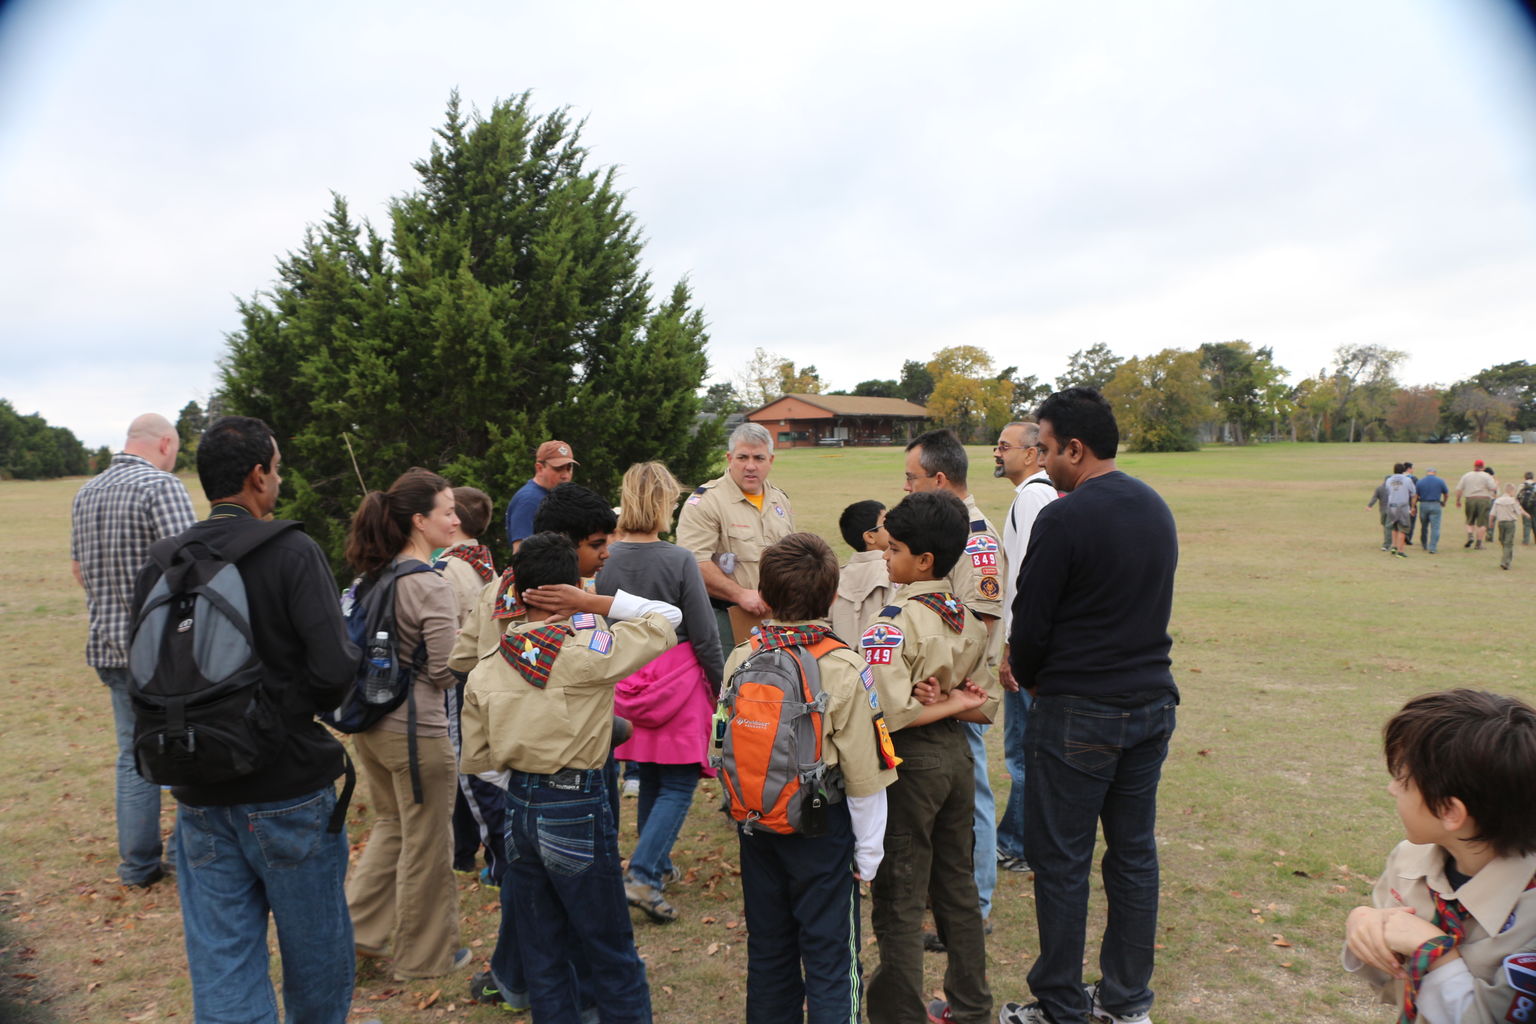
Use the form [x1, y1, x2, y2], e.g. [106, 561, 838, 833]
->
[438, 542, 495, 583]
[909, 591, 965, 633]
[499, 623, 573, 687]
[492, 568, 524, 620]
[753, 623, 835, 652]
[1399, 874, 1536, 1022]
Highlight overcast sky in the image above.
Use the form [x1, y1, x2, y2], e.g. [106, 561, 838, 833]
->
[3, 0, 1534, 448]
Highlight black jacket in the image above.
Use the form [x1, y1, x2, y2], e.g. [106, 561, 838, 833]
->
[133, 505, 358, 805]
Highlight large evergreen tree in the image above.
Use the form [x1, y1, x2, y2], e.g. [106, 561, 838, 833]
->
[221, 94, 720, 572]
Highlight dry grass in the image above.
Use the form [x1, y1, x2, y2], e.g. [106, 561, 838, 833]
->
[3, 442, 1532, 1021]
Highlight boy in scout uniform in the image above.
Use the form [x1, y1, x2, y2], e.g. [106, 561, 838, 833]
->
[831, 499, 892, 644]
[859, 491, 999, 1024]
[461, 532, 682, 1024]
[902, 428, 1006, 928]
[724, 532, 899, 1024]
[676, 421, 795, 652]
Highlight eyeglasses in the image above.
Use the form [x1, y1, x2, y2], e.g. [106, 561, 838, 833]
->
[993, 442, 1025, 453]
[903, 472, 931, 483]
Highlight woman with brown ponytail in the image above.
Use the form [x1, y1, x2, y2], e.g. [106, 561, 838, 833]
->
[343, 468, 471, 980]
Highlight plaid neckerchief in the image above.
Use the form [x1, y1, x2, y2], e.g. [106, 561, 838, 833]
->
[499, 624, 573, 687]
[754, 623, 835, 652]
[492, 568, 524, 620]
[909, 591, 965, 634]
[439, 543, 495, 583]
[1399, 875, 1536, 1022]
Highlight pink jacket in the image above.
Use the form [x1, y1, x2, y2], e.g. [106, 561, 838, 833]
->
[613, 641, 716, 773]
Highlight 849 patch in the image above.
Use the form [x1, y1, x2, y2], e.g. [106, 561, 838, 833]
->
[860, 623, 904, 665]
[966, 533, 999, 569]
[1505, 954, 1536, 1022]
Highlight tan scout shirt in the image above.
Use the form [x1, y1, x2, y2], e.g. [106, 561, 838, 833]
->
[722, 619, 898, 799]
[830, 550, 892, 645]
[1348, 840, 1536, 1023]
[447, 571, 525, 675]
[675, 472, 794, 592]
[435, 542, 492, 625]
[461, 611, 678, 775]
[1458, 470, 1500, 500]
[950, 493, 1004, 622]
[857, 579, 998, 732]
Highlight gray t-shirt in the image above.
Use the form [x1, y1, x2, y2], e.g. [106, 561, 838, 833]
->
[596, 540, 725, 688]
[1385, 473, 1415, 509]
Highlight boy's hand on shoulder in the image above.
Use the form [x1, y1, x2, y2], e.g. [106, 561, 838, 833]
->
[522, 584, 596, 620]
[1346, 905, 1423, 977]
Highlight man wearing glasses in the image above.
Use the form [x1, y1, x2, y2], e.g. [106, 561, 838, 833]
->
[991, 422, 1057, 878]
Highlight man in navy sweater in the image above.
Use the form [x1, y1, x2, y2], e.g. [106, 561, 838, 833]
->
[999, 387, 1179, 1024]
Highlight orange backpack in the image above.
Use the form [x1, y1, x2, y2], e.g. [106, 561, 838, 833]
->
[712, 634, 846, 836]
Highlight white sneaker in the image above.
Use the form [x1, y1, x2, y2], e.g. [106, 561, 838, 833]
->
[1086, 983, 1152, 1024]
[997, 1002, 1053, 1024]
[622, 777, 639, 798]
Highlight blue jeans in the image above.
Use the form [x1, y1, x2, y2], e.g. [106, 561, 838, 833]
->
[963, 722, 997, 919]
[505, 769, 650, 1024]
[996, 687, 1033, 861]
[629, 763, 699, 889]
[99, 666, 169, 883]
[1023, 693, 1177, 1024]
[1418, 502, 1443, 552]
[175, 786, 354, 1024]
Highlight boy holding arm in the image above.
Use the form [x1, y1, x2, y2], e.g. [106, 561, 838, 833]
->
[831, 499, 892, 643]
[861, 491, 998, 1024]
[1345, 689, 1536, 1024]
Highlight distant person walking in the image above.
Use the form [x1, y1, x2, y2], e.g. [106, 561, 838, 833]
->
[1456, 458, 1498, 550]
[1491, 483, 1532, 570]
[1382, 463, 1416, 558]
[504, 441, 579, 551]
[1400, 462, 1417, 546]
[1365, 476, 1392, 552]
[1519, 471, 1536, 545]
[1413, 467, 1449, 553]
[69, 413, 195, 888]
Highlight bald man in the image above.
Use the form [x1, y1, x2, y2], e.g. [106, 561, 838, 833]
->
[70, 413, 196, 887]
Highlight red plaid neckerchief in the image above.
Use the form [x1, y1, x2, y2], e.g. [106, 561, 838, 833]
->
[1399, 874, 1536, 1021]
[909, 591, 965, 633]
[440, 543, 495, 583]
[753, 623, 835, 652]
[492, 568, 524, 620]
[499, 624, 573, 688]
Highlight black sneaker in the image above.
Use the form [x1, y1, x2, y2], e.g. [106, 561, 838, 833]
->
[469, 969, 530, 1011]
[1466, 538, 1475, 548]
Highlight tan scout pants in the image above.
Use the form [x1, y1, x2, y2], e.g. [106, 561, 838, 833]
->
[346, 728, 460, 978]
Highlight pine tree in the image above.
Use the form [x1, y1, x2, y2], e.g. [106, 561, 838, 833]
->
[221, 93, 721, 572]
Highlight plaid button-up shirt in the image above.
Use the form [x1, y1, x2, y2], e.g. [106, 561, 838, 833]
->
[70, 453, 196, 667]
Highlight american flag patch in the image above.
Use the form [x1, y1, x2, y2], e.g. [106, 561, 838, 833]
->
[587, 630, 614, 654]
[860, 666, 875, 690]
[571, 613, 598, 630]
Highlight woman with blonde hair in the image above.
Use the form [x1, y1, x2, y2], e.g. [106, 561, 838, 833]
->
[343, 467, 469, 979]
[599, 461, 724, 923]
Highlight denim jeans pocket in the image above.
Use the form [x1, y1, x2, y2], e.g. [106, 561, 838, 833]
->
[1063, 707, 1128, 775]
[179, 806, 220, 869]
[248, 791, 331, 869]
[536, 811, 596, 877]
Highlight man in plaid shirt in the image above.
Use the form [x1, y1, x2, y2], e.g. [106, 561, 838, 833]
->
[70, 413, 195, 887]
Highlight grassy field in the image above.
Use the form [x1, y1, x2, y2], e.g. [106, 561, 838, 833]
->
[2, 441, 1532, 1023]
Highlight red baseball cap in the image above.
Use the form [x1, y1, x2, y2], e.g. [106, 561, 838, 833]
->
[536, 440, 579, 468]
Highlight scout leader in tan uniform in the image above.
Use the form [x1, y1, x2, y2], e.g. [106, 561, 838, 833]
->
[459, 532, 683, 1024]
[676, 421, 795, 650]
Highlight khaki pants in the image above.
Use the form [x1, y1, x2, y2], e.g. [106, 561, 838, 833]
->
[346, 728, 460, 977]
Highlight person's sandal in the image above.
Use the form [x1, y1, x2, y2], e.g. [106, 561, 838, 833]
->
[625, 878, 678, 923]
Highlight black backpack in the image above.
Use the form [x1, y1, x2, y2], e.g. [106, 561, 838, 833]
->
[322, 558, 436, 801]
[1520, 482, 1536, 518]
[128, 520, 299, 788]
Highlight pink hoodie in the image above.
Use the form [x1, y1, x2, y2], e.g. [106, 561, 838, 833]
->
[612, 641, 717, 774]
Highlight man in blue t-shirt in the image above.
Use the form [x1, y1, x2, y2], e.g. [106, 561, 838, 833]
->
[1383, 463, 1417, 558]
[1413, 466, 1450, 553]
[504, 440, 579, 550]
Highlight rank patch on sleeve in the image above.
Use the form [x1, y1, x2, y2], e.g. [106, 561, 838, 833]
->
[979, 576, 1000, 600]
[860, 623, 904, 665]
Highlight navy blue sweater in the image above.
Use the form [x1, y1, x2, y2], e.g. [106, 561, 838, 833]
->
[1007, 470, 1178, 700]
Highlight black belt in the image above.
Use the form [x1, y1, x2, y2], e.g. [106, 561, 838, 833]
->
[512, 766, 603, 791]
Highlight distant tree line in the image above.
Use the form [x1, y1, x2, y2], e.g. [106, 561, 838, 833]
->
[0, 399, 92, 479]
